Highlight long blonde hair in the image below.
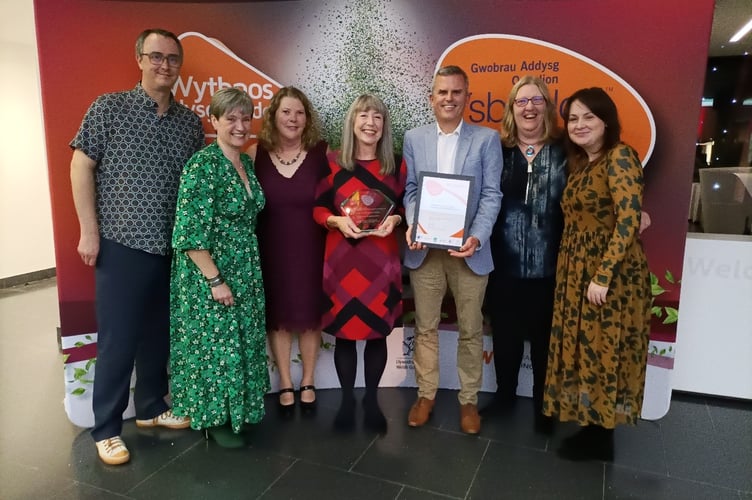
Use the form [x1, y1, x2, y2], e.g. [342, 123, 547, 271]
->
[338, 94, 395, 175]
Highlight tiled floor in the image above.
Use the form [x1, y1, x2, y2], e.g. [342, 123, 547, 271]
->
[1, 278, 750, 499]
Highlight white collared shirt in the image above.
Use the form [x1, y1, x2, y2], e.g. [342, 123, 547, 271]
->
[436, 121, 463, 174]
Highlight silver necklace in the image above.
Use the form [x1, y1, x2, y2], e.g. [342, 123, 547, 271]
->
[518, 138, 543, 205]
[518, 139, 542, 158]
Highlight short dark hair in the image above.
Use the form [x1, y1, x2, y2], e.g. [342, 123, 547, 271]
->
[135, 29, 183, 60]
[432, 65, 469, 92]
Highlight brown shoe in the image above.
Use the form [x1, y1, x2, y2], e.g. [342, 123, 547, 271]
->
[407, 397, 435, 427]
[460, 403, 481, 434]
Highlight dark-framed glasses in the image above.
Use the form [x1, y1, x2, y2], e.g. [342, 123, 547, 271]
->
[140, 51, 182, 67]
[514, 96, 546, 107]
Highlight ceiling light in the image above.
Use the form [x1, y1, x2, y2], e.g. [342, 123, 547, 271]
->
[730, 18, 752, 43]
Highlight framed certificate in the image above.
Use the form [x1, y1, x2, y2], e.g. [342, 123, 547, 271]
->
[340, 188, 395, 233]
[411, 172, 474, 250]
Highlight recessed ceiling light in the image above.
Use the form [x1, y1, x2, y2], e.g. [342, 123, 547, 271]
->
[730, 18, 752, 43]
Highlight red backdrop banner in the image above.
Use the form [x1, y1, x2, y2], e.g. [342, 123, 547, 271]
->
[34, 0, 713, 339]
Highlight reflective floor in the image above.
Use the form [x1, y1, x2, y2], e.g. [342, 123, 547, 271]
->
[0, 278, 750, 499]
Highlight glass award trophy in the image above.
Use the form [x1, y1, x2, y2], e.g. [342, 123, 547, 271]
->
[340, 189, 395, 232]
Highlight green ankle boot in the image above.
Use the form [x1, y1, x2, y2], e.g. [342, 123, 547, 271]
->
[206, 425, 245, 448]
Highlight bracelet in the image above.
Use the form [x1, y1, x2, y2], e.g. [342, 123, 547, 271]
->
[206, 274, 225, 287]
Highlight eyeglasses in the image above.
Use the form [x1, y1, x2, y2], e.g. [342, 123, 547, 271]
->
[514, 96, 546, 107]
[140, 51, 182, 67]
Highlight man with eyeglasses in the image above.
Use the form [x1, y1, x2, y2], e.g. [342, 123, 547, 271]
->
[70, 28, 204, 465]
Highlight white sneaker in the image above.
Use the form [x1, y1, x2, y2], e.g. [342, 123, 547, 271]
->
[95, 436, 130, 465]
[136, 409, 191, 429]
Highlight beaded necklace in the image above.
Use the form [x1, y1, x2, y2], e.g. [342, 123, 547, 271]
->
[274, 148, 302, 166]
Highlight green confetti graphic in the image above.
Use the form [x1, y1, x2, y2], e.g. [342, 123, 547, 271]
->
[294, 0, 434, 152]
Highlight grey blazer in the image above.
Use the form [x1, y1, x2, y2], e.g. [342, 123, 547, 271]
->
[403, 121, 503, 275]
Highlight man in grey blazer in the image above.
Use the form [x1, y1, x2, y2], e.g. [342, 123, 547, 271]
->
[403, 65, 503, 434]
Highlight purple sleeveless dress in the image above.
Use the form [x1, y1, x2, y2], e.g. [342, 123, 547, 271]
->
[255, 141, 328, 332]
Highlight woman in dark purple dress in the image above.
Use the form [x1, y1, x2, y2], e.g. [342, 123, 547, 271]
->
[249, 87, 328, 411]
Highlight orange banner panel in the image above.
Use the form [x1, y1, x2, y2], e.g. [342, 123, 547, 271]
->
[439, 35, 656, 165]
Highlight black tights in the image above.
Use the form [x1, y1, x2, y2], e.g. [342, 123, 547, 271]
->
[334, 338, 387, 398]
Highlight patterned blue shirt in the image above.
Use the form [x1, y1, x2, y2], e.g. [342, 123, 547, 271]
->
[490, 140, 567, 279]
[70, 84, 204, 255]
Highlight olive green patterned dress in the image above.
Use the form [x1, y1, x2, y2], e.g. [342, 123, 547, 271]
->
[543, 143, 650, 428]
[170, 141, 269, 432]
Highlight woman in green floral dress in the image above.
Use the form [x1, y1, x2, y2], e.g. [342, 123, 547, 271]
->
[170, 88, 268, 447]
[542, 87, 651, 461]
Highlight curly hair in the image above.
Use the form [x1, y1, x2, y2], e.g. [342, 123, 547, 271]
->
[257, 87, 322, 151]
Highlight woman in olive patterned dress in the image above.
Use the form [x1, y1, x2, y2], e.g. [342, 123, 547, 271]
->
[170, 88, 268, 448]
[542, 87, 650, 461]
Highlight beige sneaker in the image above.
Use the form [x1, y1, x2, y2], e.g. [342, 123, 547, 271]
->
[95, 436, 130, 465]
[136, 409, 190, 429]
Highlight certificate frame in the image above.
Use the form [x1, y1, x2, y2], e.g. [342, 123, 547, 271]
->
[411, 172, 474, 250]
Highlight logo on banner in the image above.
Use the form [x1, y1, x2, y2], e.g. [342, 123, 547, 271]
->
[175, 32, 283, 143]
[437, 34, 656, 165]
[392, 332, 415, 371]
[402, 335, 415, 357]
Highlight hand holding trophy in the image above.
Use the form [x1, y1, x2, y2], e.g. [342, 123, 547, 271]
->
[340, 189, 395, 233]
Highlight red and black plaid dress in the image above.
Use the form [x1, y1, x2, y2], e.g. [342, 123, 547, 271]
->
[313, 156, 404, 340]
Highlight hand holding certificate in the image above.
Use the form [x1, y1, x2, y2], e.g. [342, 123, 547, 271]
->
[411, 172, 474, 250]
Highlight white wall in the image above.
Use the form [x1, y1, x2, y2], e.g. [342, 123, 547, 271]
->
[0, 0, 55, 279]
[673, 234, 752, 399]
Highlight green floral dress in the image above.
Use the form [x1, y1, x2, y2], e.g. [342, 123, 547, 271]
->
[170, 141, 268, 432]
[543, 143, 650, 428]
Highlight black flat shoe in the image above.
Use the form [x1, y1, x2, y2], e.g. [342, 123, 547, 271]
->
[557, 426, 614, 462]
[278, 387, 295, 410]
[334, 394, 356, 432]
[479, 395, 516, 416]
[534, 414, 555, 435]
[363, 394, 387, 434]
[299, 385, 316, 411]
